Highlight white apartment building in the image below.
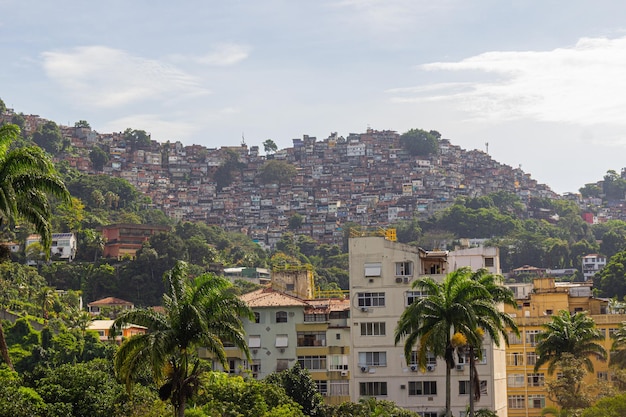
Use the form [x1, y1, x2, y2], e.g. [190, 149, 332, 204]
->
[582, 253, 607, 281]
[348, 236, 508, 417]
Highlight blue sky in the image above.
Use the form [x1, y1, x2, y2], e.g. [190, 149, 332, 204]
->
[2, 1, 626, 194]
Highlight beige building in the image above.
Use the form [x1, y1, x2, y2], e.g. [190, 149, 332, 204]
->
[205, 268, 352, 405]
[348, 236, 508, 416]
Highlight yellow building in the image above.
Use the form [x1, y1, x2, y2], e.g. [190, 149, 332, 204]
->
[504, 277, 625, 417]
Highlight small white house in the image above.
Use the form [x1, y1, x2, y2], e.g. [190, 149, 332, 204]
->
[25, 233, 77, 263]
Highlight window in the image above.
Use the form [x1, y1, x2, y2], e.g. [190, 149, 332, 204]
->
[609, 328, 619, 337]
[297, 331, 326, 347]
[410, 351, 437, 366]
[528, 395, 545, 409]
[527, 373, 545, 387]
[507, 352, 524, 366]
[508, 331, 522, 344]
[304, 312, 327, 322]
[357, 292, 385, 307]
[314, 380, 328, 396]
[275, 334, 289, 348]
[508, 373, 525, 387]
[480, 380, 487, 395]
[329, 354, 349, 371]
[361, 322, 386, 336]
[336, 333, 341, 340]
[546, 309, 553, 315]
[406, 290, 427, 306]
[600, 328, 607, 339]
[276, 311, 288, 323]
[254, 312, 260, 323]
[484, 257, 494, 267]
[359, 351, 387, 367]
[298, 355, 327, 370]
[458, 380, 470, 395]
[408, 381, 437, 396]
[526, 330, 541, 346]
[364, 262, 382, 277]
[276, 359, 289, 372]
[597, 371, 608, 381]
[508, 395, 525, 409]
[395, 261, 413, 276]
[250, 360, 261, 378]
[359, 382, 387, 396]
[330, 381, 349, 396]
[526, 352, 538, 366]
[249, 335, 261, 348]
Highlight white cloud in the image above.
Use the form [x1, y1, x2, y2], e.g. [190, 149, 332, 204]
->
[390, 36, 626, 126]
[168, 43, 250, 67]
[42, 46, 209, 108]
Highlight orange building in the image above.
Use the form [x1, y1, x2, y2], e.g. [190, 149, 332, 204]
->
[99, 223, 170, 259]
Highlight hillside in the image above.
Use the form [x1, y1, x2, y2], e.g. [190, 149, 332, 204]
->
[1, 107, 560, 249]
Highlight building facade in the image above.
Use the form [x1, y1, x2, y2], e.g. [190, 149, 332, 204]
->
[99, 223, 170, 259]
[503, 277, 624, 417]
[348, 236, 508, 416]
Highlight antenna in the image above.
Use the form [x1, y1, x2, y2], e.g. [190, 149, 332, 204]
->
[485, 142, 489, 154]
[241, 132, 246, 146]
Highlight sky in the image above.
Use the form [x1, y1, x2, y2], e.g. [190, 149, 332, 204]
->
[2, 1, 626, 194]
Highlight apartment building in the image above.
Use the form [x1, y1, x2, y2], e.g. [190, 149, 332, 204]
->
[581, 254, 607, 281]
[99, 223, 170, 259]
[348, 236, 508, 416]
[503, 277, 624, 417]
[204, 269, 352, 405]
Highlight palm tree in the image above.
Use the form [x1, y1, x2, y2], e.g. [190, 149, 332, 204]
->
[394, 267, 516, 417]
[534, 310, 607, 374]
[610, 321, 626, 368]
[113, 261, 253, 417]
[466, 269, 518, 417]
[0, 123, 69, 371]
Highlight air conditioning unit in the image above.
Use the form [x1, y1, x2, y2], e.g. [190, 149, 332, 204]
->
[360, 366, 369, 373]
[340, 370, 348, 376]
[410, 364, 419, 372]
[395, 277, 403, 283]
[456, 364, 465, 371]
[252, 349, 258, 354]
[403, 277, 409, 284]
[426, 364, 436, 372]
[360, 307, 369, 312]
[279, 348, 285, 353]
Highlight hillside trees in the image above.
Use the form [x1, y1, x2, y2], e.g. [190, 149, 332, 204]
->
[259, 160, 297, 185]
[399, 128, 440, 156]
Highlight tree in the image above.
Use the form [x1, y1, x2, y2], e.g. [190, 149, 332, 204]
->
[74, 120, 91, 129]
[0, 124, 69, 371]
[32, 120, 63, 154]
[399, 128, 440, 157]
[394, 267, 516, 417]
[288, 213, 304, 230]
[113, 261, 253, 417]
[581, 392, 626, 417]
[90, 146, 109, 171]
[266, 363, 325, 417]
[609, 320, 626, 368]
[263, 139, 278, 155]
[259, 160, 297, 185]
[534, 310, 607, 375]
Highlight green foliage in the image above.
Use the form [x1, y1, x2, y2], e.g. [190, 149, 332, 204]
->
[66, 173, 139, 211]
[196, 372, 304, 417]
[581, 392, 626, 417]
[90, 146, 109, 171]
[74, 120, 91, 129]
[259, 160, 297, 185]
[214, 149, 243, 191]
[265, 363, 324, 417]
[534, 310, 606, 374]
[263, 139, 278, 155]
[595, 251, 626, 298]
[399, 128, 440, 156]
[32, 120, 63, 154]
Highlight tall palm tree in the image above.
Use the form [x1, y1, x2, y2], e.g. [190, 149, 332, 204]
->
[467, 269, 518, 416]
[395, 267, 516, 417]
[113, 261, 253, 417]
[0, 123, 69, 371]
[534, 310, 607, 374]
